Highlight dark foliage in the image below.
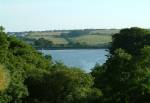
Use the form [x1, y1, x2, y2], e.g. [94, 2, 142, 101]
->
[92, 27, 150, 103]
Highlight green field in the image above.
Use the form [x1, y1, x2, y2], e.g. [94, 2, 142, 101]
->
[27, 31, 63, 36]
[26, 35, 68, 45]
[69, 34, 112, 46]
[45, 37, 68, 45]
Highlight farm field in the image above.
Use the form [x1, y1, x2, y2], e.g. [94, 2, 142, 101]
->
[69, 34, 112, 46]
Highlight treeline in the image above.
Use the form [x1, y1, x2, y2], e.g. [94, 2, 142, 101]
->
[0, 26, 150, 103]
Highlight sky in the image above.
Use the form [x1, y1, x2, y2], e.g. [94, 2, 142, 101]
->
[0, 0, 150, 32]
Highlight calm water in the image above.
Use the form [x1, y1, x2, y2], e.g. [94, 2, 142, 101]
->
[41, 49, 108, 72]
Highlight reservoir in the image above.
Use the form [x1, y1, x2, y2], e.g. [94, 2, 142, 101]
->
[41, 49, 108, 72]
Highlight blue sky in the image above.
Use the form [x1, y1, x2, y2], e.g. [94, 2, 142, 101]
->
[0, 0, 150, 32]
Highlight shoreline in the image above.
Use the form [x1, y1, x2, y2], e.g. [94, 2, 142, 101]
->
[36, 47, 109, 50]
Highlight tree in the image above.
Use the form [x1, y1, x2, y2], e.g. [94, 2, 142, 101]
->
[92, 48, 150, 103]
[26, 64, 102, 103]
[0, 27, 53, 103]
[0, 26, 5, 32]
[34, 38, 53, 49]
[92, 27, 150, 103]
[110, 27, 150, 55]
[92, 49, 133, 103]
[62, 30, 90, 37]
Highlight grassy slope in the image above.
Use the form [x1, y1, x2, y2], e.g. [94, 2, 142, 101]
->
[26, 35, 68, 45]
[23, 29, 119, 47]
[69, 34, 112, 46]
[28, 31, 62, 36]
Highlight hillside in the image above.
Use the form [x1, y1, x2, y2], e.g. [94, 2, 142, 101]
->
[9, 29, 120, 49]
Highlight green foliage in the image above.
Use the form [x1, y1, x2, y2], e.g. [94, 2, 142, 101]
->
[34, 38, 53, 49]
[26, 63, 102, 103]
[92, 27, 150, 103]
[0, 26, 5, 32]
[0, 27, 53, 103]
[3, 26, 150, 103]
[110, 27, 150, 55]
[0, 26, 102, 103]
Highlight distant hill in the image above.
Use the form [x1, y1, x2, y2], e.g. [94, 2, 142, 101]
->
[8, 29, 120, 49]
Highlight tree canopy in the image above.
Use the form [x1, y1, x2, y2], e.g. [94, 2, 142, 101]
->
[0, 26, 101, 103]
[1, 26, 150, 103]
[110, 27, 150, 55]
[92, 27, 150, 103]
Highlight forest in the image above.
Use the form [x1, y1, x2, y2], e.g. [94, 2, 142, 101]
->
[0, 26, 150, 103]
